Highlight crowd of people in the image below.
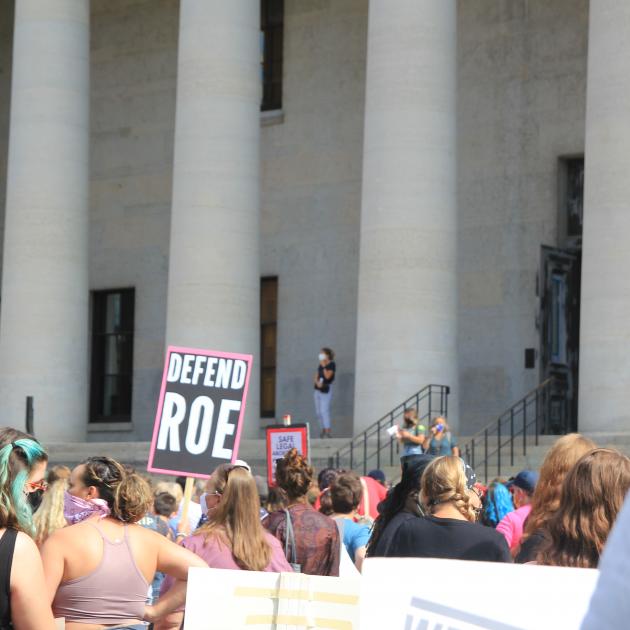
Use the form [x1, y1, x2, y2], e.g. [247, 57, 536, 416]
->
[0, 421, 629, 628]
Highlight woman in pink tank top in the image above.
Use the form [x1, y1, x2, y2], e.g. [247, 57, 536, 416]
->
[41, 457, 207, 630]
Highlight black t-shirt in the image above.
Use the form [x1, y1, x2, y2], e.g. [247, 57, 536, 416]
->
[384, 515, 512, 563]
[515, 530, 546, 564]
[368, 511, 420, 558]
[315, 361, 336, 393]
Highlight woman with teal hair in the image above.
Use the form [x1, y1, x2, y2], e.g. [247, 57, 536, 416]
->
[0, 426, 56, 629]
[482, 480, 515, 528]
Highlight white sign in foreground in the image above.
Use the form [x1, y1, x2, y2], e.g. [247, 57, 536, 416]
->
[184, 567, 360, 630]
[361, 558, 598, 630]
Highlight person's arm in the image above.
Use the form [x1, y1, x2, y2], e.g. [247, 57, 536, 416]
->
[146, 580, 188, 623]
[495, 513, 515, 549]
[155, 535, 207, 580]
[11, 532, 56, 630]
[323, 367, 334, 381]
[354, 546, 367, 572]
[145, 535, 208, 622]
[153, 612, 184, 630]
[40, 532, 66, 605]
[450, 435, 459, 456]
[403, 432, 425, 446]
[327, 527, 341, 577]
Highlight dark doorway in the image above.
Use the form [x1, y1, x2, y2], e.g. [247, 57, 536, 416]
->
[539, 247, 581, 433]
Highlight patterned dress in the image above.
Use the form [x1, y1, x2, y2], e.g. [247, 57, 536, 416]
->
[264, 503, 341, 576]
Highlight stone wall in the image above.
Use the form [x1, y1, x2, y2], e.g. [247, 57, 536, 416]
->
[457, 0, 588, 433]
[89, 0, 178, 440]
[0, 1, 14, 284]
[260, 0, 368, 436]
[0, 0, 592, 441]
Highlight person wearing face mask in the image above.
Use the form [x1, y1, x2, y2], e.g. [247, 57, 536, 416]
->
[0, 427, 56, 630]
[155, 464, 293, 630]
[41, 456, 207, 630]
[313, 347, 336, 438]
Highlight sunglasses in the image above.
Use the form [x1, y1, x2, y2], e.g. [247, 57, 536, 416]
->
[26, 480, 48, 492]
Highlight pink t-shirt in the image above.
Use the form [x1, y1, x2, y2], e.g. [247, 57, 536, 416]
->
[496, 504, 532, 551]
[160, 530, 293, 608]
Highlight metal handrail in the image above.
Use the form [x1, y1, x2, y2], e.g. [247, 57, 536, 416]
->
[460, 378, 561, 482]
[328, 384, 450, 475]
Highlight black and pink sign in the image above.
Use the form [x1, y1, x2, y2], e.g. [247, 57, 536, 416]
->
[148, 346, 253, 478]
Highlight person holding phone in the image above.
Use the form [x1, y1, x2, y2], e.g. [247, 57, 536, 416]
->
[313, 347, 336, 438]
[427, 416, 459, 457]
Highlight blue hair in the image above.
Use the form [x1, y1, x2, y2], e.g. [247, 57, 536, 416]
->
[483, 482, 514, 527]
[0, 437, 47, 535]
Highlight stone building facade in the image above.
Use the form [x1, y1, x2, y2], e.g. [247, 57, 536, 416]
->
[0, 0, 624, 443]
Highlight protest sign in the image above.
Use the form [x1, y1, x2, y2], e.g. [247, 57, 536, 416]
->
[266, 423, 309, 486]
[184, 567, 360, 630]
[361, 557, 598, 629]
[148, 346, 252, 478]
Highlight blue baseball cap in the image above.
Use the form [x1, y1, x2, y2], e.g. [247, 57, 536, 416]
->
[508, 470, 538, 494]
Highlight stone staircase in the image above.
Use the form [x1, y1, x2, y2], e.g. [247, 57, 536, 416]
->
[45, 432, 630, 485]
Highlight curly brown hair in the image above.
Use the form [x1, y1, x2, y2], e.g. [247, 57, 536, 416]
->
[537, 448, 630, 568]
[80, 457, 152, 523]
[275, 448, 313, 501]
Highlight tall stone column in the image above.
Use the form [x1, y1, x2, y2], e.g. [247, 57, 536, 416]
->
[166, 1, 261, 436]
[354, 0, 458, 433]
[0, 0, 90, 442]
[579, 1, 630, 433]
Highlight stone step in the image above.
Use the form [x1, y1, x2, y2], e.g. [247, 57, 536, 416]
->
[45, 438, 349, 479]
[44, 432, 630, 482]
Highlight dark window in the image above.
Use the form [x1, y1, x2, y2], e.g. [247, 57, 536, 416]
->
[260, 277, 278, 417]
[558, 156, 584, 248]
[261, 0, 283, 111]
[90, 289, 135, 423]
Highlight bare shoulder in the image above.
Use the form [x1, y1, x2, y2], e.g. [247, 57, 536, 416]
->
[45, 520, 87, 545]
[128, 522, 163, 546]
[13, 530, 38, 557]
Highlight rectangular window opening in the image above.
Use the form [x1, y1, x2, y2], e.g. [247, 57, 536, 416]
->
[90, 288, 135, 423]
[260, 277, 278, 417]
[260, 0, 284, 111]
[558, 156, 584, 249]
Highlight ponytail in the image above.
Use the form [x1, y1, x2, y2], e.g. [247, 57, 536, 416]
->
[81, 456, 152, 524]
[112, 473, 153, 523]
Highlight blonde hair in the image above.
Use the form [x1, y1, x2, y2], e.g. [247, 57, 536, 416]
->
[154, 481, 183, 504]
[196, 467, 271, 571]
[34, 478, 68, 545]
[524, 434, 596, 538]
[421, 456, 475, 522]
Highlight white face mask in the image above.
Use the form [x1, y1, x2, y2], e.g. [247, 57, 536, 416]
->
[318, 353, 326, 361]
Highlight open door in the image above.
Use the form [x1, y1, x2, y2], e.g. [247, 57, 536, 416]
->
[539, 246, 581, 433]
